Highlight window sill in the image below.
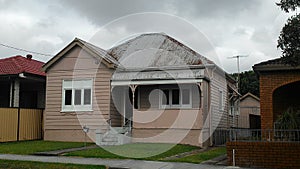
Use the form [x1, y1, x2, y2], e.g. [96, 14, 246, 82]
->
[159, 107, 195, 110]
[61, 109, 94, 113]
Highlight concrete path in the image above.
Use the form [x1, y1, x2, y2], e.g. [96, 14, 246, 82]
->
[0, 154, 250, 169]
[34, 145, 98, 156]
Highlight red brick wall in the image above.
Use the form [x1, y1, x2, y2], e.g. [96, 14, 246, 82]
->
[259, 71, 300, 130]
[227, 142, 300, 169]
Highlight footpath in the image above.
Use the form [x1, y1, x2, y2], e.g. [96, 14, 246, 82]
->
[0, 146, 250, 169]
[0, 154, 248, 169]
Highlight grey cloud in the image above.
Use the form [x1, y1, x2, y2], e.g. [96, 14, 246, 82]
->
[60, 0, 261, 25]
[0, 0, 290, 73]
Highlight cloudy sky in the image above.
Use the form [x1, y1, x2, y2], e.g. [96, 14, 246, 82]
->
[0, 0, 293, 73]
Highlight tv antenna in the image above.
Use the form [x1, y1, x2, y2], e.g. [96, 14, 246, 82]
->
[228, 55, 248, 90]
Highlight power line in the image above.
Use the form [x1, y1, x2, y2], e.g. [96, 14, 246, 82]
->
[0, 42, 53, 57]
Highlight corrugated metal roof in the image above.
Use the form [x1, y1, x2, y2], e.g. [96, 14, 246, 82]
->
[75, 38, 119, 65]
[108, 33, 214, 69]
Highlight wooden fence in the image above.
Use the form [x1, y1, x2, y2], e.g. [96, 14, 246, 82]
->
[0, 108, 43, 142]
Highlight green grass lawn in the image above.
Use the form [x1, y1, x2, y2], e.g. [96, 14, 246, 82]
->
[66, 143, 199, 160]
[0, 140, 91, 155]
[0, 141, 226, 164]
[0, 159, 105, 169]
[168, 147, 226, 163]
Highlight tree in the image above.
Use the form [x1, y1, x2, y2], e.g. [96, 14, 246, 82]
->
[232, 70, 259, 97]
[277, 0, 300, 66]
[276, 0, 300, 13]
[275, 107, 300, 129]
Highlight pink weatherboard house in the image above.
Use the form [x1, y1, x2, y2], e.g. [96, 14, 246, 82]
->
[42, 33, 238, 147]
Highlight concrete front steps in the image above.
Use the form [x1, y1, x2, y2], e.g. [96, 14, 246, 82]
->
[96, 127, 131, 146]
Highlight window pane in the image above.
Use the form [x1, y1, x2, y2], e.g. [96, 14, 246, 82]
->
[162, 89, 169, 105]
[84, 89, 91, 105]
[182, 89, 190, 105]
[65, 90, 72, 105]
[74, 89, 81, 105]
[172, 89, 179, 105]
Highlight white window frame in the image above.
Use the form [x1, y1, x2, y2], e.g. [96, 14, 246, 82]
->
[159, 87, 192, 109]
[62, 79, 93, 112]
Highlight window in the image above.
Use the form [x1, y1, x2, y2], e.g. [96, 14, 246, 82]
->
[62, 79, 93, 112]
[160, 87, 191, 108]
[172, 89, 180, 105]
[182, 89, 190, 105]
[219, 90, 223, 111]
[229, 100, 234, 115]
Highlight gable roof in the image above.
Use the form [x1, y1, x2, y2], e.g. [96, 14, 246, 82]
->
[240, 92, 260, 102]
[0, 55, 45, 76]
[42, 38, 119, 72]
[108, 33, 214, 69]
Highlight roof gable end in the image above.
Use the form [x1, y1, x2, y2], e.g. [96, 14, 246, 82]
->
[42, 38, 118, 72]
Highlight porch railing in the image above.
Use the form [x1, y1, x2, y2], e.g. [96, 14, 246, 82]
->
[213, 128, 300, 145]
[229, 129, 300, 142]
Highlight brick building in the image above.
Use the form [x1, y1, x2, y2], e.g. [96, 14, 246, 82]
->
[253, 58, 300, 130]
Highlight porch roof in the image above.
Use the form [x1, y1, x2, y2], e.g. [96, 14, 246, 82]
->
[111, 68, 207, 86]
[111, 78, 204, 86]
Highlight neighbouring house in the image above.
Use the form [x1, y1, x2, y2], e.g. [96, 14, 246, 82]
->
[253, 58, 300, 130]
[226, 58, 300, 169]
[0, 55, 46, 108]
[0, 55, 45, 142]
[42, 33, 239, 147]
[237, 92, 260, 129]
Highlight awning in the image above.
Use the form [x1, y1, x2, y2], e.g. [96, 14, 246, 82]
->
[111, 78, 203, 86]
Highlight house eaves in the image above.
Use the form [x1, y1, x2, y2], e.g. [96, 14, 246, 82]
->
[253, 57, 300, 75]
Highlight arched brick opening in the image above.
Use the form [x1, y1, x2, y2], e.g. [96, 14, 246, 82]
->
[273, 81, 300, 128]
[253, 58, 300, 130]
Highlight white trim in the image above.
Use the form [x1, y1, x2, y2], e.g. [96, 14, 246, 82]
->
[219, 89, 223, 111]
[159, 86, 192, 109]
[111, 79, 203, 86]
[123, 89, 126, 125]
[137, 86, 140, 110]
[61, 79, 93, 112]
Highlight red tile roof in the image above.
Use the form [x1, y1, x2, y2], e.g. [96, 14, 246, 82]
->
[0, 55, 45, 76]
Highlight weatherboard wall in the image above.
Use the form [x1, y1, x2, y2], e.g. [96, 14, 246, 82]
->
[44, 46, 114, 142]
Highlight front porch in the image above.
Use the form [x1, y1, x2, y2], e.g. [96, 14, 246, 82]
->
[0, 76, 45, 109]
[96, 78, 211, 146]
[0, 75, 45, 142]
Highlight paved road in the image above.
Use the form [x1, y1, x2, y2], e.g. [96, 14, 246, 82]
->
[0, 154, 249, 169]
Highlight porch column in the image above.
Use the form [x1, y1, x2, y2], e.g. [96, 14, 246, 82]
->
[10, 79, 20, 108]
[129, 85, 137, 131]
[197, 83, 204, 109]
[129, 85, 137, 110]
[198, 82, 213, 146]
